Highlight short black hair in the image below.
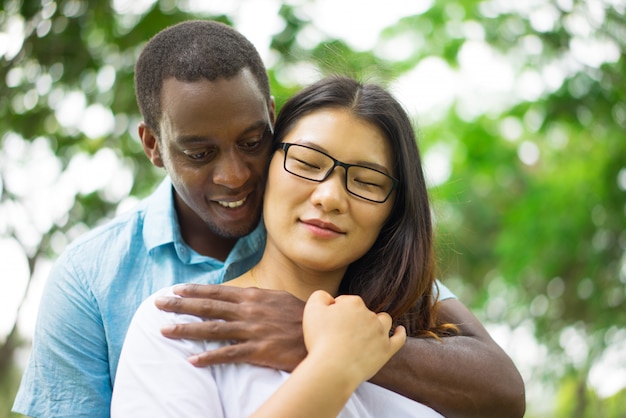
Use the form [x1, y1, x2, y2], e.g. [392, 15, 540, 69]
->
[135, 20, 270, 133]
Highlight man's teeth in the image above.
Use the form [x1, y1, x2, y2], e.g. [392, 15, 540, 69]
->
[218, 197, 246, 208]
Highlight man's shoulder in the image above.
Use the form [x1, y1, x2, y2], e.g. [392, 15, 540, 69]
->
[63, 178, 172, 256]
[64, 201, 149, 253]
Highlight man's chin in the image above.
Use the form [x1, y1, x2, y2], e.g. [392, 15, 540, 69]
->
[207, 218, 260, 240]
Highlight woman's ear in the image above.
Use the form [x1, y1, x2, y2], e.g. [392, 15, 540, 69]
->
[138, 122, 164, 167]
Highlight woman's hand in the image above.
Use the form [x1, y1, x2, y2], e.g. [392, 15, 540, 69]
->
[251, 290, 407, 418]
[302, 290, 406, 386]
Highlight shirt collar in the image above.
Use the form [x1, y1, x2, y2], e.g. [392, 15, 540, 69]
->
[142, 177, 266, 267]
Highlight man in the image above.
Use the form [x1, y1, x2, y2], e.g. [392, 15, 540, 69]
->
[14, 20, 525, 418]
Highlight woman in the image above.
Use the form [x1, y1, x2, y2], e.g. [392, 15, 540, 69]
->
[111, 76, 456, 417]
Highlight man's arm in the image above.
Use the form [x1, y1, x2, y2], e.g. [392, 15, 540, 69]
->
[157, 285, 525, 418]
[13, 257, 112, 418]
[370, 298, 526, 418]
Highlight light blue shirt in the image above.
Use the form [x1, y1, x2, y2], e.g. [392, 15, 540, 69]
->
[13, 177, 456, 417]
[13, 178, 265, 417]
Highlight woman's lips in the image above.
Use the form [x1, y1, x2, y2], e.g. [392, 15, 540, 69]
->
[300, 218, 345, 235]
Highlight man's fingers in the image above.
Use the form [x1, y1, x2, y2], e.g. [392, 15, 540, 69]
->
[172, 283, 251, 302]
[188, 342, 257, 367]
[154, 296, 239, 319]
[160, 320, 247, 341]
[154, 285, 306, 372]
[173, 284, 287, 303]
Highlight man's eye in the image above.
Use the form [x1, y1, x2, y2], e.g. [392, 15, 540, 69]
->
[184, 150, 214, 160]
[240, 139, 262, 150]
[240, 127, 271, 151]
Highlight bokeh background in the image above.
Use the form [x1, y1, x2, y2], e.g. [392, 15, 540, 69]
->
[1, 0, 625, 416]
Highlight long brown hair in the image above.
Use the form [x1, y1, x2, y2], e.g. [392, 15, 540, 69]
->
[273, 76, 457, 338]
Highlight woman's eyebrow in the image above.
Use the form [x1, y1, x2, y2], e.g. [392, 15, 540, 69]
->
[293, 140, 392, 174]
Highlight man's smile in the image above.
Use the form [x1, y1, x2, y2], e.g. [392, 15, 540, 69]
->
[216, 196, 247, 208]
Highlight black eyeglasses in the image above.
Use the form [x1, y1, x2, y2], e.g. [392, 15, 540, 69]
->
[277, 143, 399, 203]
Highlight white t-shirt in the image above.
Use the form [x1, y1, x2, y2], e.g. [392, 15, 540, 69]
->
[111, 287, 443, 418]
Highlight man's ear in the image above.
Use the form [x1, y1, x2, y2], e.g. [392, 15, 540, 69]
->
[138, 122, 164, 168]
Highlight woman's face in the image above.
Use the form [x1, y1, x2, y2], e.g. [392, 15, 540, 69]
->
[263, 107, 396, 273]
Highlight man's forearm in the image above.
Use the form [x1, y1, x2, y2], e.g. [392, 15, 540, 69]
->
[370, 300, 525, 418]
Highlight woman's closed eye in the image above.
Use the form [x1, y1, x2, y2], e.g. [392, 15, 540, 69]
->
[353, 178, 384, 189]
[294, 158, 322, 171]
[350, 170, 387, 189]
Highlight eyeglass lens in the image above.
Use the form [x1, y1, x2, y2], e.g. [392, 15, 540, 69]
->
[282, 144, 395, 203]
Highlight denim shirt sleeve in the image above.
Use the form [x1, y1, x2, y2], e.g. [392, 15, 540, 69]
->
[13, 251, 111, 418]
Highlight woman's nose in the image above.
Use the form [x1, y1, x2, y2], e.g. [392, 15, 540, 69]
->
[309, 168, 349, 213]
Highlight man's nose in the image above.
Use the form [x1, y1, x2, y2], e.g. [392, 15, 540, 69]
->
[212, 152, 250, 189]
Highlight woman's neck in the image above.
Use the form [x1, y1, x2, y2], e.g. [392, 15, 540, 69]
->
[226, 249, 347, 301]
[253, 263, 344, 301]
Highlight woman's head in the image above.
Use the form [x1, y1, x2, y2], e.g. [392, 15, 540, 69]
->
[264, 106, 396, 277]
[270, 76, 440, 336]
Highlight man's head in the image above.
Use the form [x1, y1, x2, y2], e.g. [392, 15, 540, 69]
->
[135, 20, 270, 134]
[134, 21, 274, 258]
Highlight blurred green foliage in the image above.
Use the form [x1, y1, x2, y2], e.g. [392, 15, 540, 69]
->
[1, 0, 625, 416]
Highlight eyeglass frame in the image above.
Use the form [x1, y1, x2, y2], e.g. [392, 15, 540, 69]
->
[276, 142, 399, 203]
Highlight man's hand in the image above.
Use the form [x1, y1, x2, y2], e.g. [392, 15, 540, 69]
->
[155, 284, 306, 371]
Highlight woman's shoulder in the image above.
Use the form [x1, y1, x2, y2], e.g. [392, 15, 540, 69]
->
[133, 285, 204, 327]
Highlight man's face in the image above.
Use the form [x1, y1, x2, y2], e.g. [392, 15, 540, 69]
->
[141, 69, 275, 250]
